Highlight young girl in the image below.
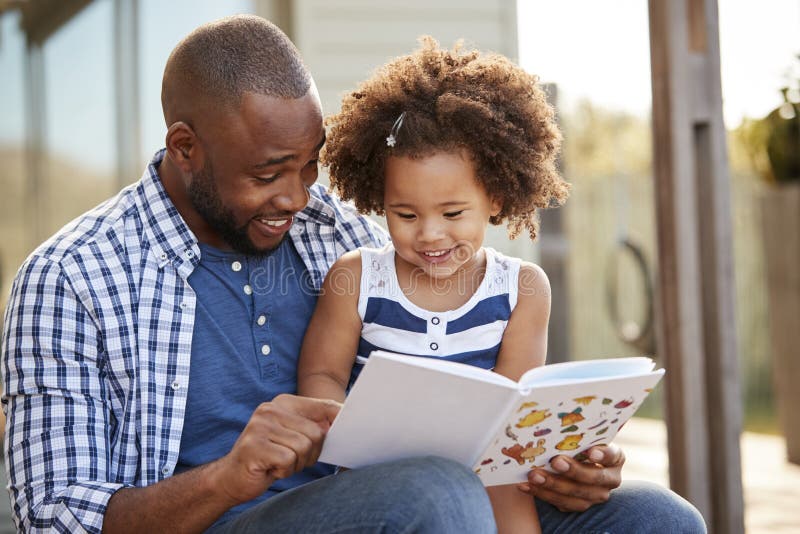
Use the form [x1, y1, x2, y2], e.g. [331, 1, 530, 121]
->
[298, 37, 569, 534]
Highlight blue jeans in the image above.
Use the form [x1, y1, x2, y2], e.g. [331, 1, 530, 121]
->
[536, 480, 707, 533]
[208, 458, 706, 533]
[207, 456, 496, 533]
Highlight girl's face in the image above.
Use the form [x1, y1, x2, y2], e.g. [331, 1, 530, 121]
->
[383, 150, 501, 280]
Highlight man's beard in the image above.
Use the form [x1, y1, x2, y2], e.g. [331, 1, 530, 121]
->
[187, 161, 283, 256]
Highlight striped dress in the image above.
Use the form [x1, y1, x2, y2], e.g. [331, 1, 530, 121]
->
[352, 243, 521, 381]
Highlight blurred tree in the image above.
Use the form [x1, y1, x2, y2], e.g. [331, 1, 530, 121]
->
[561, 99, 652, 180]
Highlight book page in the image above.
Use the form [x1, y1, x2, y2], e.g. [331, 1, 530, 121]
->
[370, 351, 517, 387]
[320, 351, 518, 469]
[517, 357, 656, 389]
[474, 370, 664, 486]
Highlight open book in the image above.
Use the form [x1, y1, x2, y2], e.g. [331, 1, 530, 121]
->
[319, 351, 664, 486]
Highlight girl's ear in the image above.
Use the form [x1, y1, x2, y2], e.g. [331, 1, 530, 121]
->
[490, 197, 502, 218]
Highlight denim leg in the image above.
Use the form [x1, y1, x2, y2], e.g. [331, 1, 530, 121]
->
[535, 480, 707, 534]
[208, 456, 496, 533]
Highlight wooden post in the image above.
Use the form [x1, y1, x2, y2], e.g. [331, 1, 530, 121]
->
[113, 0, 141, 188]
[23, 39, 45, 246]
[540, 83, 570, 364]
[760, 185, 800, 464]
[648, 1, 744, 532]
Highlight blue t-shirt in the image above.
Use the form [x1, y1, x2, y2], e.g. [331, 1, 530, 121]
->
[178, 238, 334, 526]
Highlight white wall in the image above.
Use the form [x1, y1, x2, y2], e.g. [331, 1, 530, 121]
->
[290, 0, 518, 116]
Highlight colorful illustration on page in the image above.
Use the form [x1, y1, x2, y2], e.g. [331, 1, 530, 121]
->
[474, 381, 659, 485]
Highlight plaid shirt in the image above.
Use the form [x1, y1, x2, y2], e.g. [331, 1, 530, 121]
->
[1, 149, 387, 533]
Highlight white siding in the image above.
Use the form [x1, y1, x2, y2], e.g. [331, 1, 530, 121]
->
[290, 0, 519, 116]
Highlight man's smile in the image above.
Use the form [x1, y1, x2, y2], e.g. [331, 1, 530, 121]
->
[253, 216, 294, 235]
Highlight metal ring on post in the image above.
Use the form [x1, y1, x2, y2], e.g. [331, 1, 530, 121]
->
[605, 237, 656, 355]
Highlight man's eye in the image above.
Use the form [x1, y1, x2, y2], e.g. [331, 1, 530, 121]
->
[444, 210, 464, 218]
[256, 175, 279, 184]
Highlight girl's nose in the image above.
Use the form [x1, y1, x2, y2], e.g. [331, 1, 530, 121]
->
[417, 219, 444, 243]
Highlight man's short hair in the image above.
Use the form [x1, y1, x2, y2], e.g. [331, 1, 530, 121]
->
[161, 14, 311, 124]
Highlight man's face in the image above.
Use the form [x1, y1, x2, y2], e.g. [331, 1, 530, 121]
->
[187, 157, 259, 254]
[190, 89, 325, 255]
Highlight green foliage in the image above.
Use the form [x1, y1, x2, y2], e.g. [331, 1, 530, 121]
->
[764, 100, 800, 182]
[734, 54, 800, 183]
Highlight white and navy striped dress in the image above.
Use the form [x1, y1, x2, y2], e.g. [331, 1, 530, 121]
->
[352, 243, 521, 381]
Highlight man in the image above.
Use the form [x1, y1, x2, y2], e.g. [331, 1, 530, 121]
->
[2, 15, 704, 533]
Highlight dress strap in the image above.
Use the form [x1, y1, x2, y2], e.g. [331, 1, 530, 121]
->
[357, 243, 397, 319]
[483, 247, 522, 311]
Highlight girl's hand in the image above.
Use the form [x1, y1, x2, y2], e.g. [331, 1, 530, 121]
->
[516, 444, 625, 512]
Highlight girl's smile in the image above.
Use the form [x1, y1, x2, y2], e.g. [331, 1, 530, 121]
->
[417, 248, 454, 264]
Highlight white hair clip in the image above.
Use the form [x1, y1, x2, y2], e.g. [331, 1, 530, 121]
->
[386, 112, 406, 147]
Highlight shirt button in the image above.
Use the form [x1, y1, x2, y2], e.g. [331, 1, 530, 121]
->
[161, 466, 170, 475]
[244, 284, 253, 295]
[431, 317, 440, 325]
[430, 342, 439, 351]
[185, 250, 194, 258]
[257, 315, 266, 326]
[171, 380, 181, 390]
[179, 301, 188, 310]
[232, 261, 242, 272]
[261, 344, 271, 356]
[160, 252, 168, 261]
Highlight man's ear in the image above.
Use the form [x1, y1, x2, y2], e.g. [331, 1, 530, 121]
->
[165, 121, 199, 173]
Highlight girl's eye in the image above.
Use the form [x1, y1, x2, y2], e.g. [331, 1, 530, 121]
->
[444, 210, 464, 218]
[396, 213, 416, 220]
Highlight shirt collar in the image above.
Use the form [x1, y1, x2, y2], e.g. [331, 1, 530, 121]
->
[296, 184, 336, 226]
[135, 149, 201, 277]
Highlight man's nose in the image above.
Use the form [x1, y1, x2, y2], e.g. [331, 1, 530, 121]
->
[273, 175, 309, 213]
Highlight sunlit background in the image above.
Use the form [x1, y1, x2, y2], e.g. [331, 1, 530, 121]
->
[0, 0, 798, 531]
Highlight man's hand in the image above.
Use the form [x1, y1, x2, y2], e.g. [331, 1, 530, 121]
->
[212, 394, 341, 506]
[517, 444, 625, 512]
[103, 395, 340, 533]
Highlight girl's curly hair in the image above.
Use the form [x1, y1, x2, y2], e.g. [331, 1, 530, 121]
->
[322, 37, 569, 239]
